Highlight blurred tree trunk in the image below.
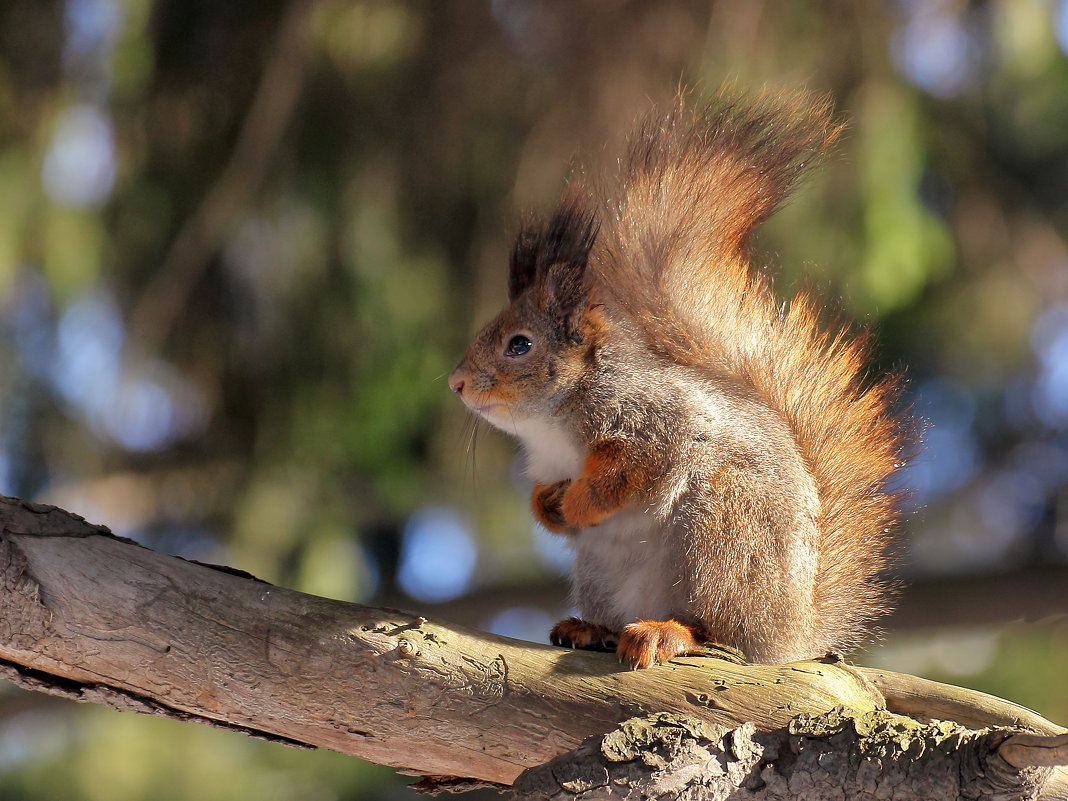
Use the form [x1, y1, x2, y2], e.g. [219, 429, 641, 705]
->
[1, 495, 1065, 799]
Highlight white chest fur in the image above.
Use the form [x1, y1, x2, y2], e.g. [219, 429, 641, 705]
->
[509, 417, 586, 483]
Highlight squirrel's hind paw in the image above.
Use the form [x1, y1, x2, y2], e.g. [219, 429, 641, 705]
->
[549, 617, 619, 651]
[617, 619, 707, 669]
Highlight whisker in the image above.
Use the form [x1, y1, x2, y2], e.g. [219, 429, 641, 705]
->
[469, 420, 480, 491]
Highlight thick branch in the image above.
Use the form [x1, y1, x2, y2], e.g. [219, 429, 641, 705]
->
[1, 495, 1065, 794]
[513, 711, 1066, 801]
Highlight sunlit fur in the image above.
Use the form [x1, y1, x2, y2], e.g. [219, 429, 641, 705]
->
[450, 88, 907, 665]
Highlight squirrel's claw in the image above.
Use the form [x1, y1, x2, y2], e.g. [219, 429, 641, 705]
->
[549, 617, 619, 651]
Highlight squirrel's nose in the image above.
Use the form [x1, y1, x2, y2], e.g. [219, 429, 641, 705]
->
[448, 372, 465, 395]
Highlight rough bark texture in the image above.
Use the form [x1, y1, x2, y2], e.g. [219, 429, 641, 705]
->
[2, 495, 1066, 799]
[513, 711, 1055, 801]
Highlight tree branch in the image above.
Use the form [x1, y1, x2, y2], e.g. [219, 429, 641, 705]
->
[1, 495, 1065, 798]
[513, 711, 1068, 801]
[1001, 733, 1068, 769]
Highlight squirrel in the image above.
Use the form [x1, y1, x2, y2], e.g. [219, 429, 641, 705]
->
[448, 88, 906, 669]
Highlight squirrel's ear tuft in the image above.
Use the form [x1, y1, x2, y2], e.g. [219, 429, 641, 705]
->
[544, 260, 588, 336]
[541, 195, 599, 338]
[511, 191, 599, 306]
[543, 191, 599, 273]
[508, 225, 541, 302]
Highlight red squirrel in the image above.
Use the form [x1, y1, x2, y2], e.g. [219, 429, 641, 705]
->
[448, 89, 906, 668]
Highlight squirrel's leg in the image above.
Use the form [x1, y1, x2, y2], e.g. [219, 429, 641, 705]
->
[616, 619, 708, 669]
[549, 617, 619, 651]
[532, 439, 645, 532]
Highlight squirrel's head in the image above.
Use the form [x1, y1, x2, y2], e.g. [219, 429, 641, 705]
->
[448, 195, 602, 435]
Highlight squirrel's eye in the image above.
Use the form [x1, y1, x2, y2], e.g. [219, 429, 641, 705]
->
[506, 334, 533, 356]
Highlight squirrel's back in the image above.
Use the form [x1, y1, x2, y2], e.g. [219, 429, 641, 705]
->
[589, 89, 907, 654]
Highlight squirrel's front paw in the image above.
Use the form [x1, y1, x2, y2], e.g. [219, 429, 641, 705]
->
[532, 480, 572, 532]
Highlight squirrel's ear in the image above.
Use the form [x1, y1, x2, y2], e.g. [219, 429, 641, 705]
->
[544, 259, 590, 336]
[541, 194, 599, 337]
[509, 227, 540, 302]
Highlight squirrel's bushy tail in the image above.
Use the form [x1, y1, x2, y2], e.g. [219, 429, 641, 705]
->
[592, 88, 906, 652]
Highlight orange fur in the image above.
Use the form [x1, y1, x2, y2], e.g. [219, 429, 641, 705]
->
[591, 89, 904, 652]
[532, 480, 570, 532]
[533, 439, 652, 530]
[616, 620, 707, 669]
[561, 440, 641, 527]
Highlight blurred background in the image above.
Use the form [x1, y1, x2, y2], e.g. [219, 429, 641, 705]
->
[0, 0, 1067, 798]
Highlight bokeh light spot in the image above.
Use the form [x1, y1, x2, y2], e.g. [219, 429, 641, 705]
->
[41, 104, 117, 208]
[397, 506, 477, 602]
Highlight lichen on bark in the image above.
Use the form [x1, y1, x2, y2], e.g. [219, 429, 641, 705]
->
[512, 709, 1050, 800]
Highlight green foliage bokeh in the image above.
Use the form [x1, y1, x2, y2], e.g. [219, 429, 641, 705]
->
[1, 1, 1067, 798]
